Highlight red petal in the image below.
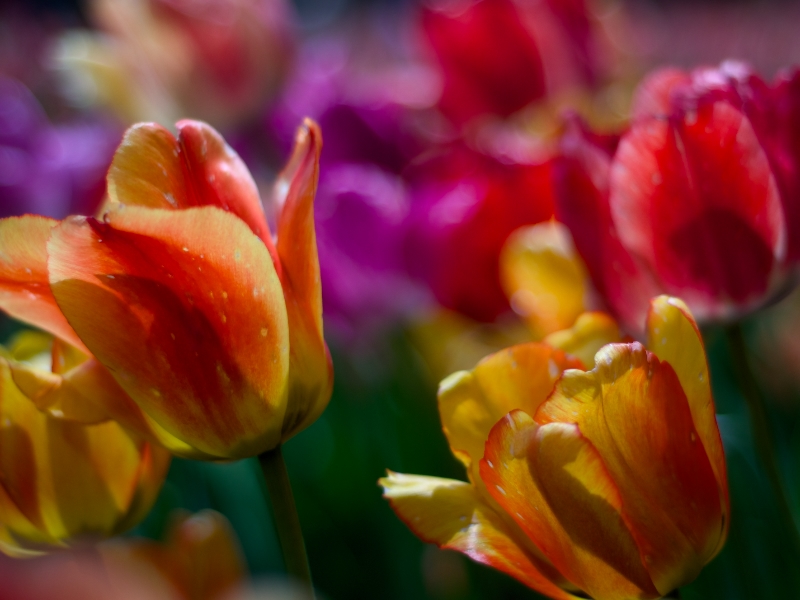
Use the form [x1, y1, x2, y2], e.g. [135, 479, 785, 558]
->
[107, 120, 277, 261]
[273, 119, 333, 440]
[610, 101, 785, 319]
[47, 206, 290, 459]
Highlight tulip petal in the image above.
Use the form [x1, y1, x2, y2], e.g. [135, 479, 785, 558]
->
[273, 119, 333, 441]
[47, 205, 290, 459]
[544, 312, 622, 368]
[536, 344, 723, 593]
[480, 412, 659, 600]
[646, 296, 729, 556]
[380, 471, 576, 599]
[0, 217, 86, 352]
[438, 343, 582, 477]
[500, 221, 591, 338]
[106, 120, 277, 259]
[553, 117, 662, 333]
[611, 102, 785, 318]
[0, 359, 168, 549]
[631, 68, 691, 118]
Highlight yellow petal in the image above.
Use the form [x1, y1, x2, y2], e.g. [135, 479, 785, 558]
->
[0, 359, 170, 551]
[536, 343, 724, 594]
[544, 311, 622, 368]
[480, 413, 659, 600]
[380, 472, 577, 599]
[646, 295, 729, 556]
[438, 343, 581, 479]
[501, 221, 590, 339]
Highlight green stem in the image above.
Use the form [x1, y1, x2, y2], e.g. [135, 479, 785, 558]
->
[259, 445, 314, 595]
[726, 324, 800, 556]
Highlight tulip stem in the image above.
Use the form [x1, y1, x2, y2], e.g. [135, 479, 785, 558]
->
[259, 445, 314, 595]
[726, 324, 800, 555]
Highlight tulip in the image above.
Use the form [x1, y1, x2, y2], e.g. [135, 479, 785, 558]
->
[381, 296, 729, 599]
[0, 118, 332, 460]
[0, 330, 170, 557]
[420, 0, 610, 125]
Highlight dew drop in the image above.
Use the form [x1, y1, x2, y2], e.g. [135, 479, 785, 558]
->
[486, 460, 494, 469]
[690, 432, 697, 442]
[260, 328, 268, 337]
[496, 485, 507, 496]
[182, 246, 189, 252]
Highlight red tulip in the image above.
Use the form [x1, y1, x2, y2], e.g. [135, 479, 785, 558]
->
[420, 0, 606, 125]
[545, 62, 800, 328]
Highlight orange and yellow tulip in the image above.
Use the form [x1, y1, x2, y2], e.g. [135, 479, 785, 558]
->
[0, 118, 332, 460]
[381, 296, 728, 599]
[0, 330, 170, 557]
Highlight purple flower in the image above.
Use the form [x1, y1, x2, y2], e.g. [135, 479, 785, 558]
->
[0, 76, 120, 219]
[315, 162, 430, 340]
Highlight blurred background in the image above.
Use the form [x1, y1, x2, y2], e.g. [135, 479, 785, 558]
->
[3, 0, 800, 598]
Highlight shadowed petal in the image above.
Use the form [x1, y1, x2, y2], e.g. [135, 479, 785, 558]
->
[480, 412, 659, 600]
[47, 206, 290, 459]
[380, 471, 576, 599]
[646, 296, 729, 556]
[438, 343, 582, 477]
[273, 119, 333, 441]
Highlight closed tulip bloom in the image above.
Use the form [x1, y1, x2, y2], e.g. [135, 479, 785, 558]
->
[381, 296, 728, 599]
[0, 119, 332, 460]
[531, 62, 800, 333]
[0, 331, 170, 557]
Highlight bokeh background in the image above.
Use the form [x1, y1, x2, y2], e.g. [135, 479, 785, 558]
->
[4, 0, 800, 598]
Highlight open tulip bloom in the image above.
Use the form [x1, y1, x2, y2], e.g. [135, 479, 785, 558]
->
[382, 296, 729, 600]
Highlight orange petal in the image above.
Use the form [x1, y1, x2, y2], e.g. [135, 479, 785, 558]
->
[48, 205, 290, 459]
[481, 413, 660, 600]
[536, 343, 724, 594]
[646, 295, 729, 557]
[438, 343, 582, 479]
[273, 119, 333, 441]
[500, 221, 591, 338]
[0, 217, 86, 352]
[544, 311, 622, 368]
[380, 472, 577, 599]
[106, 120, 277, 259]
